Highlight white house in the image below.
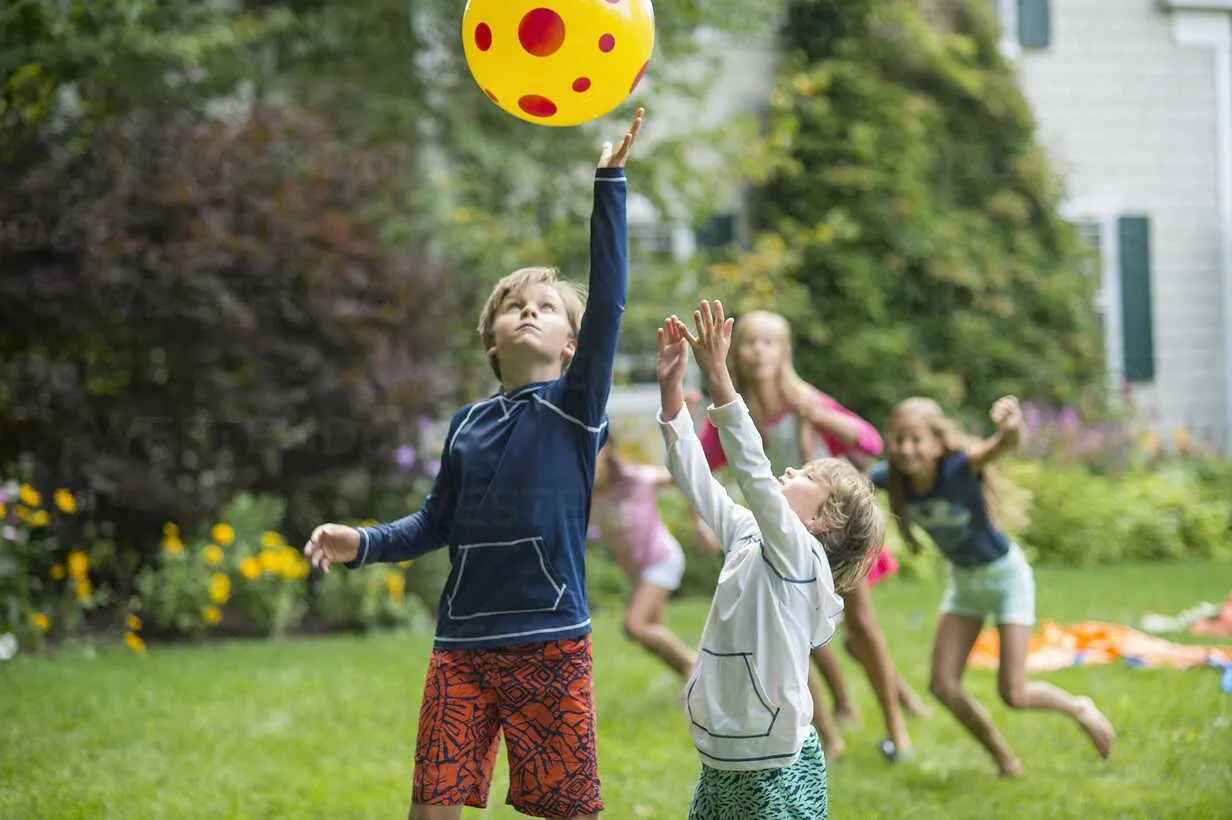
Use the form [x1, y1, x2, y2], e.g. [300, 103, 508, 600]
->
[995, 0, 1232, 448]
[629, 0, 1232, 449]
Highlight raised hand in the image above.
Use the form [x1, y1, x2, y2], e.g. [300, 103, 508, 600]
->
[679, 299, 734, 378]
[598, 107, 644, 169]
[656, 315, 690, 388]
[989, 395, 1023, 433]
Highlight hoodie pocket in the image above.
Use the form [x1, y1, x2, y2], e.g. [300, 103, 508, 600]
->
[686, 649, 780, 739]
[446, 537, 566, 621]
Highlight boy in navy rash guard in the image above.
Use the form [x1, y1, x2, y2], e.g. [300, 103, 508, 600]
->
[304, 109, 644, 820]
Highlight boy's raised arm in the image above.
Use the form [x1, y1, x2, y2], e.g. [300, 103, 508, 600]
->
[560, 110, 642, 427]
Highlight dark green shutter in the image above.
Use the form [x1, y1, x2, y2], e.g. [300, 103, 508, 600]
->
[1017, 0, 1051, 49]
[1118, 215, 1155, 382]
[696, 213, 735, 249]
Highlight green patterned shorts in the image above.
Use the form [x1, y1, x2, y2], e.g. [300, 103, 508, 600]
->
[688, 729, 828, 820]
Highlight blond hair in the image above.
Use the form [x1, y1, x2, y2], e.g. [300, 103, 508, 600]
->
[801, 458, 886, 592]
[884, 397, 1027, 552]
[730, 310, 819, 463]
[476, 266, 585, 380]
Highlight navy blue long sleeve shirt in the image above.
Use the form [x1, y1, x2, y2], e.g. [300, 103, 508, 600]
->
[348, 167, 628, 650]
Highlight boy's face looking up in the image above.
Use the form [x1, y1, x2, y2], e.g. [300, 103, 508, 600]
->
[487, 282, 577, 382]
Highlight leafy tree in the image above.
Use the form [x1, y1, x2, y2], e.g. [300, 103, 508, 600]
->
[713, 0, 1104, 424]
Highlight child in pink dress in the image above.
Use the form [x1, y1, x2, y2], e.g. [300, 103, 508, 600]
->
[590, 436, 712, 679]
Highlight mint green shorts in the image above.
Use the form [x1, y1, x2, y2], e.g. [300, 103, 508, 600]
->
[941, 544, 1036, 626]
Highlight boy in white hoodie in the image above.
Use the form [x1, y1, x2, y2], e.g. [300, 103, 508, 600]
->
[655, 301, 886, 819]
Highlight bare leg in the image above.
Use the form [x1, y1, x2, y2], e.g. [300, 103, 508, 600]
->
[844, 634, 930, 719]
[811, 643, 859, 725]
[928, 614, 1022, 777]
[807, 668, 846, 762]
[841, 583, 911, 753]
[624, 581, 696, 678]
[998, 623, 1115, 758]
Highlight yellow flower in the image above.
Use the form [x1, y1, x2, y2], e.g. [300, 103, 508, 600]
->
[50, 564, 66, 580]
[29, 509, 50, 528]
[18, 483, 41, 507]
[258, 549, 280, 574]
[67, 550, 89, 578]
[123, 632, 146, 654]
[361, 518, 379, 527]
[0, 503, 6, 517]
[162, 521, 179, 538]
[53, 489, 76, 514]
[75, 577, 92, 602]
[15, 506, 28, 521]
[398, 560, 414, 568]
[203, 545, 224, 567]
[260, 531, 283, 549]
[386, 571, 405, 602]
[31, 612, 50, 632]
[239, 557, 261, 581]
[208, 573, 232, 604]
[210, 523, 235, 547]
[126, 614, 142, 630]
[163, 535, 184, 554]
[202, 605, 222, 626]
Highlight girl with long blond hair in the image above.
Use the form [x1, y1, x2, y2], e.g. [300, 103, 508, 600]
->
[871, 395, 1115, 776]
[697, 309, 925, 763]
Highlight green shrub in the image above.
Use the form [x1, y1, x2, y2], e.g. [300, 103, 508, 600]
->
[312, 562, 430, 633]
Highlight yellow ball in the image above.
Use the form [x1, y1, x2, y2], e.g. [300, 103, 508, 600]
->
[462, 0, 655, 128]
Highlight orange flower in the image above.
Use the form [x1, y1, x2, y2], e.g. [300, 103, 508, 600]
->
[30, 612, 50, 632]
[202, 605, 223, 626]
[210, 523, 235, 547]
[53, 489, 76, 514]
[123, 632, 146, 654]
[49, 564, 66, 581]
[208, 574, 232, 604]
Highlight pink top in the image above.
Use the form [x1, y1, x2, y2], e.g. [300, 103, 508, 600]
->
[700, 391, 883, 473]
[589, 464, 681, 580]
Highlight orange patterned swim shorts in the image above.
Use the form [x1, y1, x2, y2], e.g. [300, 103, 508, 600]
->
[412, 635, 603, 817]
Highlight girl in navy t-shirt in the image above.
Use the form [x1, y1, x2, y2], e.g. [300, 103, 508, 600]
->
[870, 395, 1115, 777]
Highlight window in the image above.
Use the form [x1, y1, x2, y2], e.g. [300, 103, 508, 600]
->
[695, 212, 736, 250]
[1117, 216, 1155, 382]
[1074, 220, 1103, 281]
[991, 0, 1051, 54]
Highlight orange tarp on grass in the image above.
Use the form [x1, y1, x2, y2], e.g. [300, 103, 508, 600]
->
[968, 620, 1232, 673]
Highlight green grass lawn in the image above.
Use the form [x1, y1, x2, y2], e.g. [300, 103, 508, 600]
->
[3, 561, 1230, 819]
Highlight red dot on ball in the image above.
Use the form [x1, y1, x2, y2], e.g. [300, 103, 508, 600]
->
[518, 94, 558, 118]
[474, 22, 493, 51]
[572, 77, 591, 92]
[485, 89, 500, 103]
[599, 33, 616, 52]
[630, 61, 649, 93]
[519, 8, 566, 57]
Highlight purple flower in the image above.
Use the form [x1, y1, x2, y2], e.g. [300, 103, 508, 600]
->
[587, 524, 601, 541]
[425, 458, 441, 478]
[417, 415, 434, 435]
[393, 444, 417, 471]
[1059, 406, 1080, 433]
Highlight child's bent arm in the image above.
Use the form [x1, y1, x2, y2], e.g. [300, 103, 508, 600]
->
[710, 396, 830, 586]
[559, 168, 628, 427]
[658, 405, 749, 550]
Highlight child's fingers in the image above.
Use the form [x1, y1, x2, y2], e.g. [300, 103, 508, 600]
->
[713, 300, 725, 328]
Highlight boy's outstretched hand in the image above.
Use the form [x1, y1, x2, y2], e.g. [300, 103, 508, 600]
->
[598, 107, 644, 169]
[680, 300, 737, 407]
[680, 300, 733, 376]
[656, 316, 690, 387]
[657, 315, 690, 420]
[303, 523, 361, 573]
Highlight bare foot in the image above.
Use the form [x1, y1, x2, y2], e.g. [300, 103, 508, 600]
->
[997, 757, 1025, 778]
[1075, 696, 1115, 758]
[834, 707, 860, 727]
